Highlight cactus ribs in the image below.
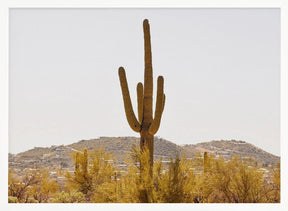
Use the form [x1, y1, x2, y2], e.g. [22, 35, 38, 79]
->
[118, 19, 166, 174]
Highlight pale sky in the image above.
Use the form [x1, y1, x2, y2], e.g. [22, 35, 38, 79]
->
[9, 9, 280, 155]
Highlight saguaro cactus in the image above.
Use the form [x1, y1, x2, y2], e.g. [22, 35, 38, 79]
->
[118, 19, 165, 172]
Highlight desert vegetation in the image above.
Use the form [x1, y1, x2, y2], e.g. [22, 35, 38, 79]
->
[8, 147, 280, 203]
[8, 19, 280, 204]
[118, 19, 165, 174]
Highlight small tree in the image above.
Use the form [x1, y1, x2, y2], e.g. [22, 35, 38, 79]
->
[29, 169, 59, 202]
[8, 170, 39, 203]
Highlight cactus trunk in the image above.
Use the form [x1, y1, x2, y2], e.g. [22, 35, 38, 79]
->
[118, 19, 166, 176]
[140, 131, 154, 173]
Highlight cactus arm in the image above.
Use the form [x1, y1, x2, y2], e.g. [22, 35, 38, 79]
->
[162, 94, 166, 112]
[137, 82, 144, 124]
[149, 76, 164, 135]
[143, 19, 153, 123]
[118, 67, 141, 132]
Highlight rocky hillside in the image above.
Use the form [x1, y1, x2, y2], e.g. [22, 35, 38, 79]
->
[183, 140, 279, 166]
[9, 137, 279, 173]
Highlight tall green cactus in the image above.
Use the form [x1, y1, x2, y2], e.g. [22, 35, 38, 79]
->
[118, 19, 165, 173]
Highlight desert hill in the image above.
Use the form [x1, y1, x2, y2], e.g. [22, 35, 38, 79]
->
[9, 137, 279, 172]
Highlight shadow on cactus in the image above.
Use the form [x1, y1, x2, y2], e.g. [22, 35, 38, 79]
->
[118, 19, 165, 175]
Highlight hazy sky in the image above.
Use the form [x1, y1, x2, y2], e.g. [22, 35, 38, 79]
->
[9, 9, 280, 155]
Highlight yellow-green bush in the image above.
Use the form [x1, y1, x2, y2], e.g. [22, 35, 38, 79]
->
[8, 148, 280, 203]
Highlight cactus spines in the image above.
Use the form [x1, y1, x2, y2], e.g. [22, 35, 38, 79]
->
[118, 19, 165, 172]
